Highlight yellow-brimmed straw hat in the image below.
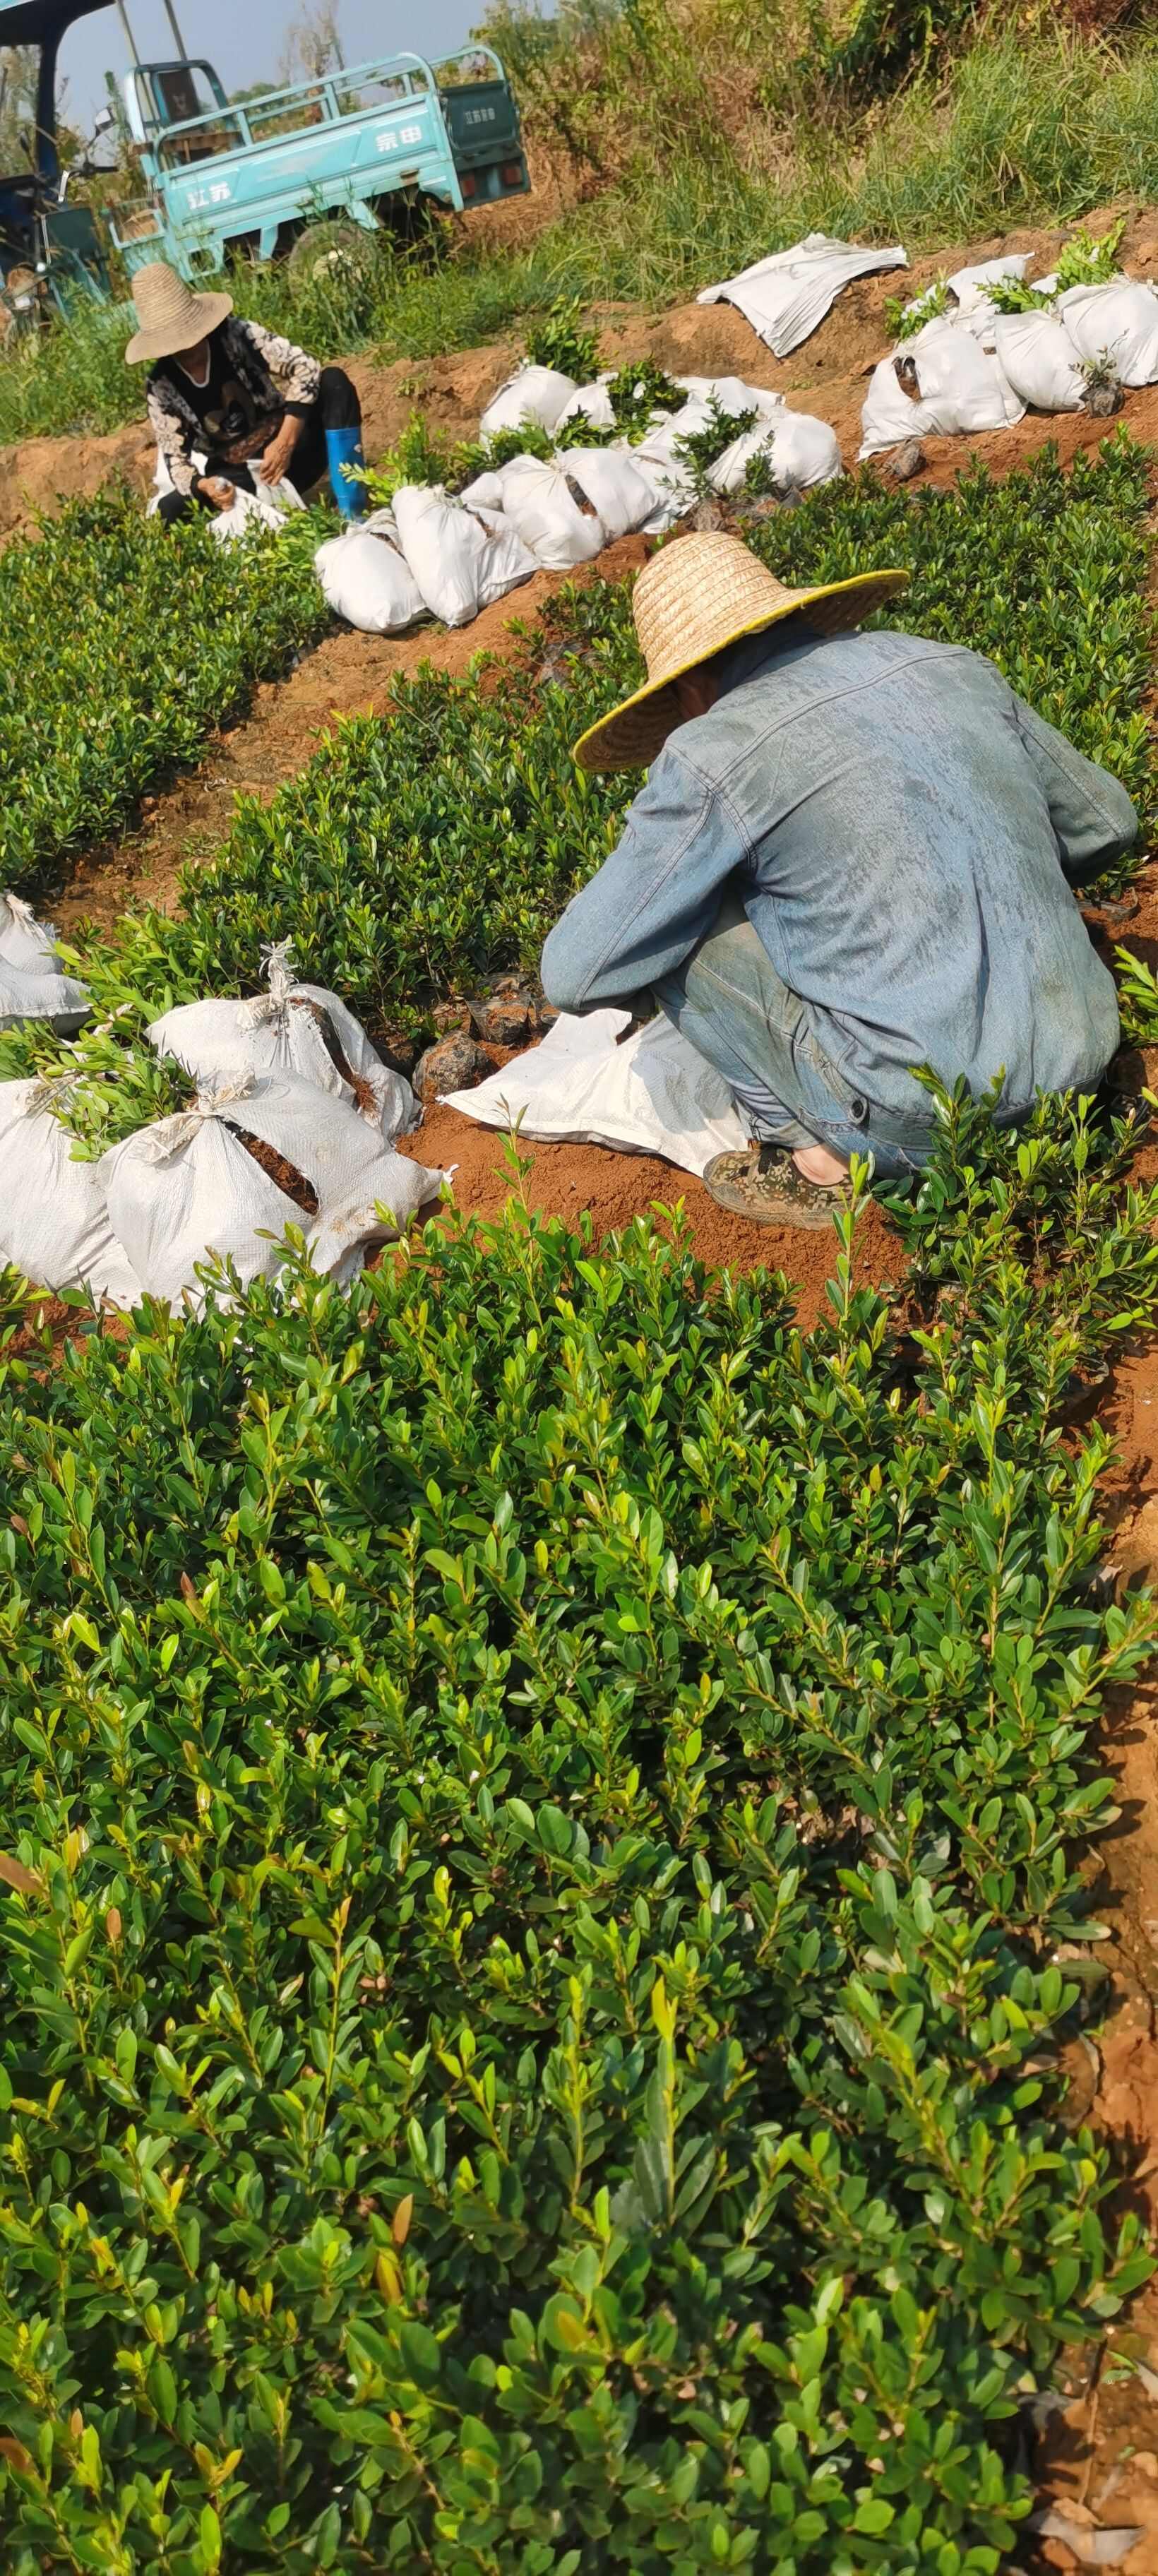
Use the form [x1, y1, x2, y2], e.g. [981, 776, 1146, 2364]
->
[125, 261, 233, 364]
[573, 531, 909, 773]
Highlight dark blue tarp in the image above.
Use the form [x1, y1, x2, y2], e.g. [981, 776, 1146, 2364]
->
[0, 1, 111, 175]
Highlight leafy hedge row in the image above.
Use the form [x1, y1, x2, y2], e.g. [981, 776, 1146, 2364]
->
[64, 436, 1149, 1049]
[0, 490, 328, 897]
[1, 1093, 1157, 2573]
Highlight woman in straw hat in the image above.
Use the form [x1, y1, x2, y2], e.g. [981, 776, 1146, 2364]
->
[542, 531, 1132, 1225]
[126, 261, 367, 525]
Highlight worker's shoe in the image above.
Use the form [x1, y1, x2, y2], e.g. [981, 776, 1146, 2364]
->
[702, 1143, 849, 1230]
[326, 424, 368, 518]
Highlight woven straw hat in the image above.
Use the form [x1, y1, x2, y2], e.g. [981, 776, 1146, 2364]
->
[125, 261, 232, 364]
[573, 531, 909, 773]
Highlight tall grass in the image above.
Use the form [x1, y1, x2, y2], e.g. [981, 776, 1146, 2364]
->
[2, 21, 1158, 448]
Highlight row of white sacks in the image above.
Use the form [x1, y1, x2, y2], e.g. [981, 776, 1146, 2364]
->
[0, 896, 763, 1311]
[0, 931, 443, 1309]
[861, 254, 1158, 454]
[315, 371, 843, 633]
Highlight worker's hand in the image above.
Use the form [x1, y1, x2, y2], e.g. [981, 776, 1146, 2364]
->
[197, 475, 236, 511]
[258, 415, 301, 487]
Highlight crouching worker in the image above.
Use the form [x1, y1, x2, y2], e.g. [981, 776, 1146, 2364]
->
[125, 261, 366, 526]
[542, 532, 1134, 1227]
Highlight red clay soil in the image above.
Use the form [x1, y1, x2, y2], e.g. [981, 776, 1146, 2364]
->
[397, 1097, 907, 1328]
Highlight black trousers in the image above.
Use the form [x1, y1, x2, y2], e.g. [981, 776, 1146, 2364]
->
[157, 364, 360, 525]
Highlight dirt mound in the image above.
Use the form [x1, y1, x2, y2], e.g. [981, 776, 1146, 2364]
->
[9, 201, 1158, 543]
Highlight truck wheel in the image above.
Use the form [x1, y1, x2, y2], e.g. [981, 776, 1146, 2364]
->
[372, 193, 448, 268]
[285, 220, 372, 280]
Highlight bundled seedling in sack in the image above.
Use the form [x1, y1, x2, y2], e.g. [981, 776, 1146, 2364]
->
[101, 1068, 441, 1305]
[148, 938, 418, 1133]
[0, 890, 89, 1032]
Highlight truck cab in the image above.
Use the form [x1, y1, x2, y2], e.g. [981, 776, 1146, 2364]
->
[111, 45, 530, 276]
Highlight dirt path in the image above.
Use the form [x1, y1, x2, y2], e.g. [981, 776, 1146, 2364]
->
[52, 531, 649, 933]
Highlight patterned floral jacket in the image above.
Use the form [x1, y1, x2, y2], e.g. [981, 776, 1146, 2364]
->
[146, 315, 321, 497]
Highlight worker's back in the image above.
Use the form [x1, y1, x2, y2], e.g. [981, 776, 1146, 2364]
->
[664, 624, 1128, 1119]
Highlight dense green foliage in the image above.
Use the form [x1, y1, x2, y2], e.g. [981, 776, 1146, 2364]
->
[35, 438, 1147, 1049]
[0, 1093, 1156, 2572]
[0, 489, 329, 898]
[0, 368, 1156, 2573]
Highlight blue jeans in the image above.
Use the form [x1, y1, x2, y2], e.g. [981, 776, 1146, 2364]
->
[654, 893, 936, 1179]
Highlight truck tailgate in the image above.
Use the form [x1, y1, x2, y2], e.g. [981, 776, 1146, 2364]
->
[441, 77, 521, 169]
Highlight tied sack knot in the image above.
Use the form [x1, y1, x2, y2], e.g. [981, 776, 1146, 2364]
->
[138, 1073, 256, 1162]
[240, 937, 299, 1029]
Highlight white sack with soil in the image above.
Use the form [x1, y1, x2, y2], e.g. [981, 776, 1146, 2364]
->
[215, 1071, 443, 1281]
[710, 407, 842, 496]
[697, 232, 907, 356]
[441, 1009, 746, 1178]
[860, 316, 1024, 455]
[632, 381, 780, 529]
[991, 309, 1085, 412]
[945, 254, 1033, 344]
[554, 376, 616, 433]
[101, 1073, 443, 1308]
[208, 478, 304, 544]
[0, 1078, 141, 1304]
[392, 483, 537, 626]
[100, 1082, 309, 1307]
[1058, 277, 1158, 386]
[479, 363, 578, 437]
[559, 443, 657, 539]
[148, 941, 417, 1138]
[0, 893, 89, 1033]
[459, 454, 606, 570]
[314, 511, 426, 633]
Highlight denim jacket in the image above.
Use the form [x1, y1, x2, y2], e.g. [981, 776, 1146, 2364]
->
[542, 626, 1130, 1123]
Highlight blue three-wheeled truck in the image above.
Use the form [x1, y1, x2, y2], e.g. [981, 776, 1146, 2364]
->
[0, 0, 530, 328]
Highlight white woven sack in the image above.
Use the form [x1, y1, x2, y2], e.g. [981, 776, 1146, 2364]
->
[479, 363, 578, 438]
[148, 941, 417, 1138]
[460, 453, 605, 571]
[632, 398, 713, 527]
[859, 355, 931, 456]
[947, 254, 1033, 345]
[861, 318, 1023, 453]
[905, 316, 1025, 435]
[696, 234, 907, 359]
[632, 378, 784, 527]
[391, 484, 537, 627]
[0, 1078, 141, 1303]
[991, 309, 1085, 412]
[0, 892, 89, 1033]
[710, 407, 842, 496]
[314, 514, 426, 633]
[554, 376, 616, 432]
[208, 478, 304, 545]
[100, 1080, 306, 1308]
[1058, 278, 1158, 386]
[215, 1071, 443, 1280]
[559, 444, 656, 539]
[441, 1009, 746, 1178]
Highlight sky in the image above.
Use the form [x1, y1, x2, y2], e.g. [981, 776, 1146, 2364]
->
[56, 0, 489, 129]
